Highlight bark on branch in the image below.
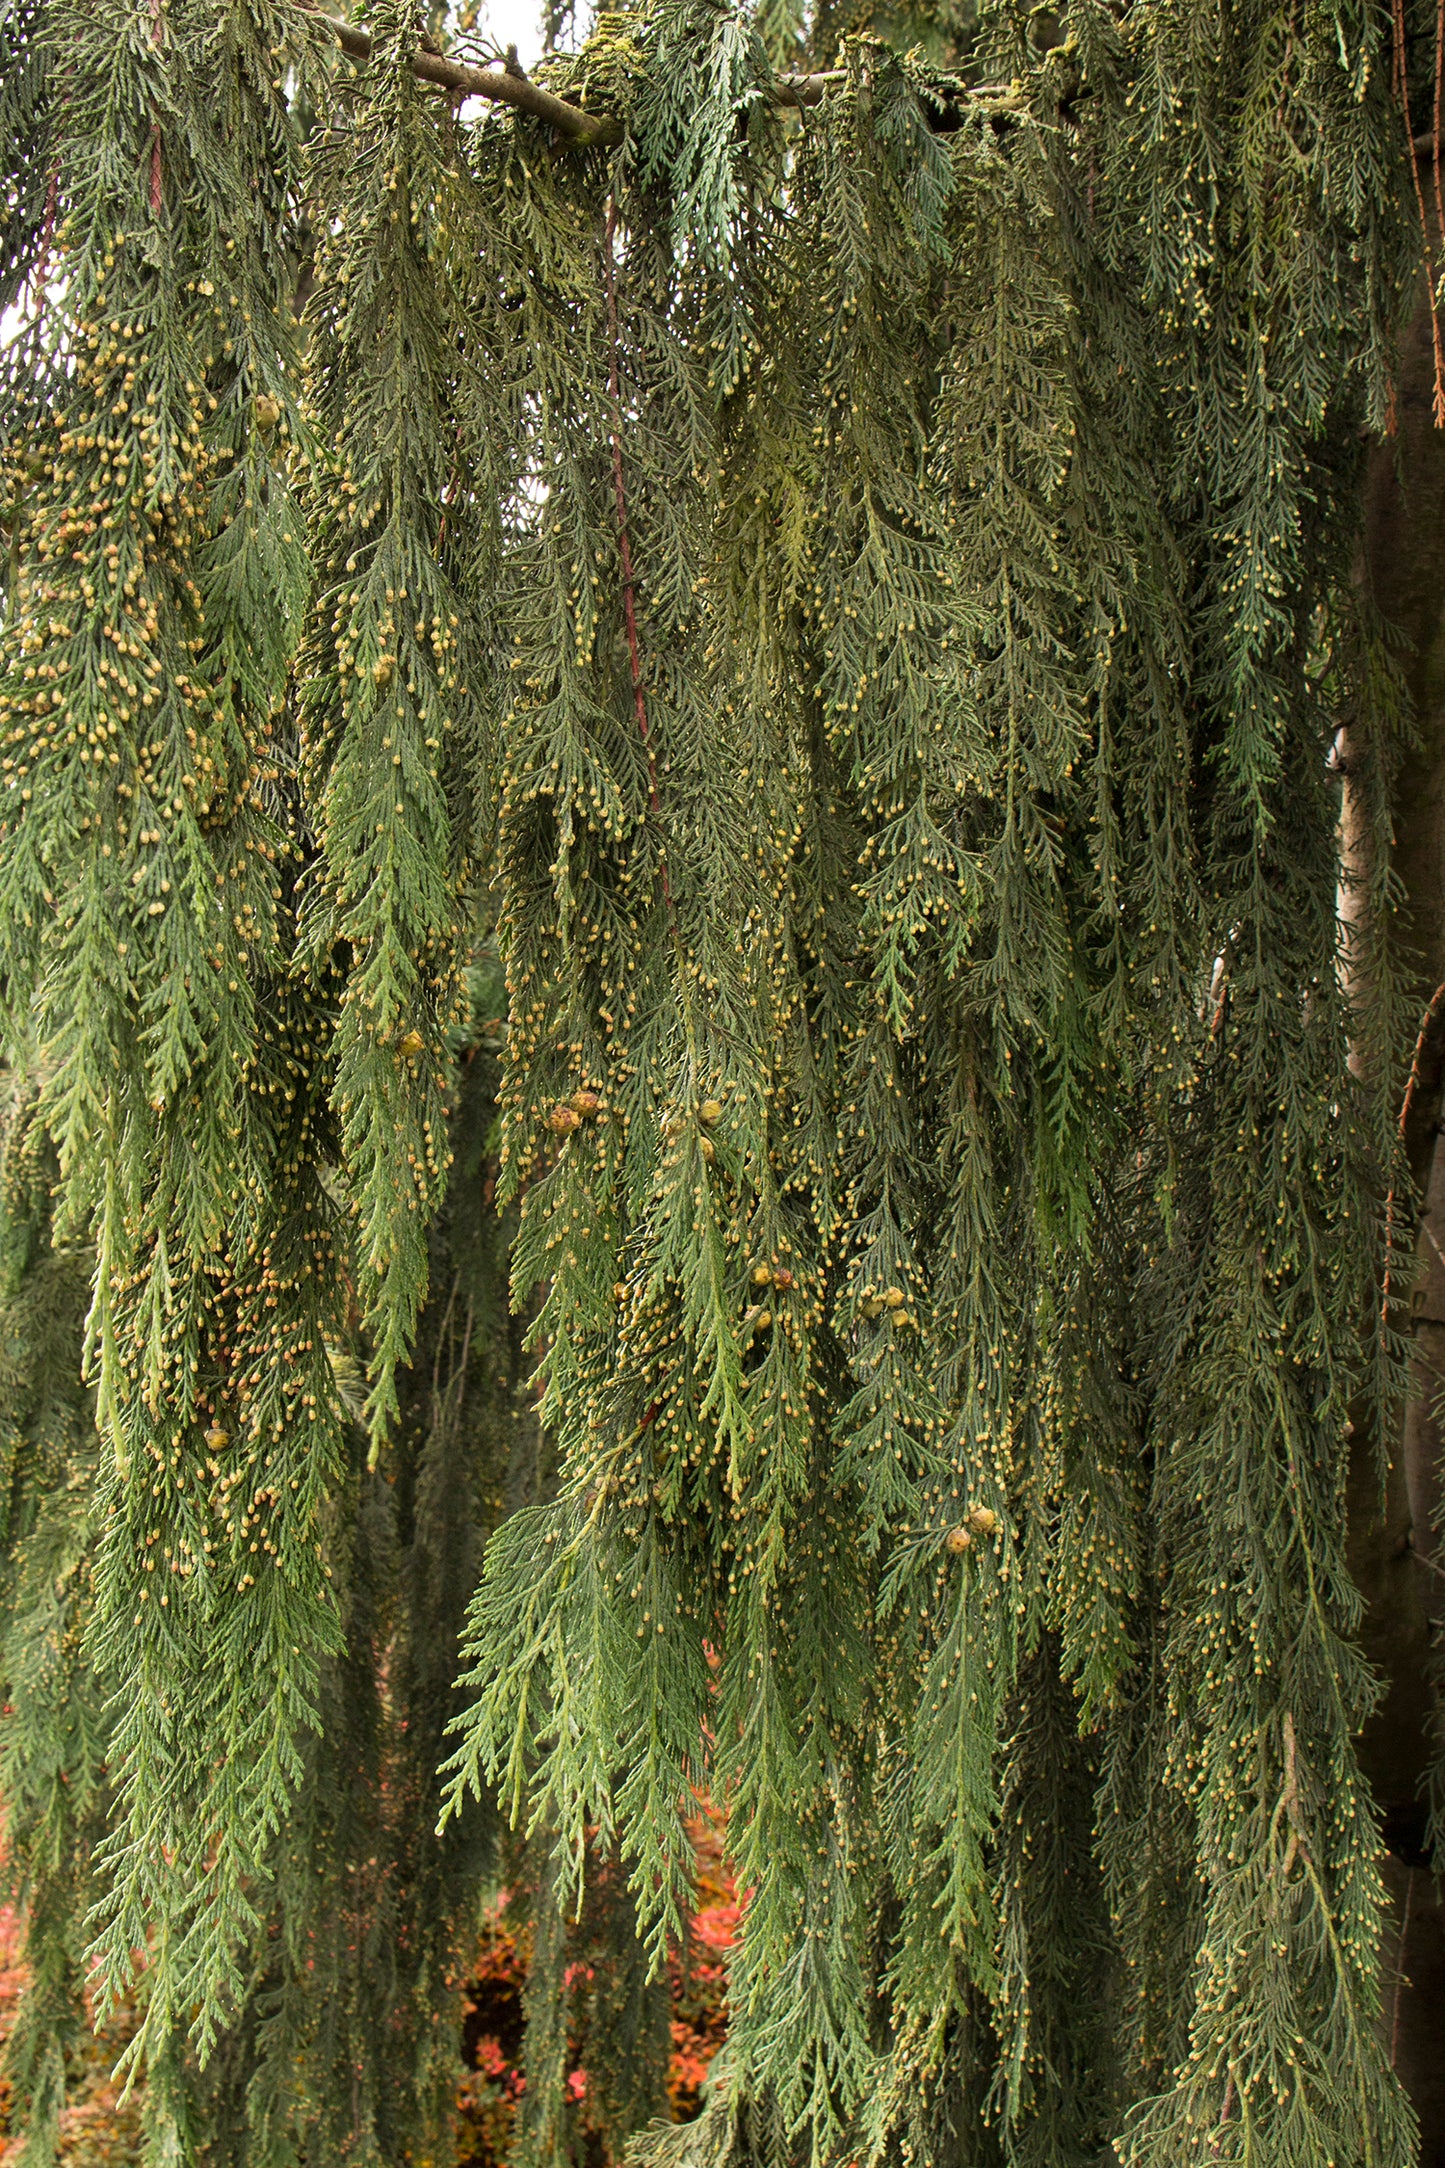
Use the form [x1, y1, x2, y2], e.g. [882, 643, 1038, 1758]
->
[314, 11, 625, 143]
[311, 11, 1021, 146]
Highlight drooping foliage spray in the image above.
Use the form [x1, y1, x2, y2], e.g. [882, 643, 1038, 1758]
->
[0, 0, 1437, 2161]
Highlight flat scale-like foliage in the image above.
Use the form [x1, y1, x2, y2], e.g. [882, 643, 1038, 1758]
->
[0, 0, 1436, 2162]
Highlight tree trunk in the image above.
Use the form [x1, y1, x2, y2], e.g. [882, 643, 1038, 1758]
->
[1354, 277, 1445, 2161]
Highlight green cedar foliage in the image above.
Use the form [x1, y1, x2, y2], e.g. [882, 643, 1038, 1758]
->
[191, 989, 536, 2168]
[0, 0, 1438, 2165]
[0, 963, 568, 2165]
[0, 1088, 113, 2167]
[0, 0, 348, 2073]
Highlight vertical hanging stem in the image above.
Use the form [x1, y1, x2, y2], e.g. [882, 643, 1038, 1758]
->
[148, 0, 164, 211]
[31, 164, 58, 314]
[1389, 1867, 1415, 2069]
[1434, 0, 1445, 243]
[1379, 977, 1445, 1344]
[601, 191, 675, 923]
[1395, 0, 1445, 424]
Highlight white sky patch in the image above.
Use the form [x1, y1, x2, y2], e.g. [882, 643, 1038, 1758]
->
[474, 0, 550, 68]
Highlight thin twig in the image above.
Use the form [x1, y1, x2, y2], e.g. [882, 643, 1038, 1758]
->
[1380, 978, 1445, 1342]
[1208, 2073, 1237, 2157]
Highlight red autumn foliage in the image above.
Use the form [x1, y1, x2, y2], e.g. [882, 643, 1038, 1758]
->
[0, 1898, 144, 2167]
[0, 1815, 736, 2166]
[455, 1808, 735, 2163]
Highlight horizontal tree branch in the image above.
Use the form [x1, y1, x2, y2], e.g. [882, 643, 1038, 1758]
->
[310, 11, 1025, 146]
[314, 10, 624, 143]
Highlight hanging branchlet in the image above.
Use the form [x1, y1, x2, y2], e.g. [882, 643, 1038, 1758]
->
[0, 0, 354, 2088]
[298, 0, 490, 1452]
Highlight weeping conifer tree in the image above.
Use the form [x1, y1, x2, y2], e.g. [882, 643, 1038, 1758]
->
[1, 0, 1444, 2162]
